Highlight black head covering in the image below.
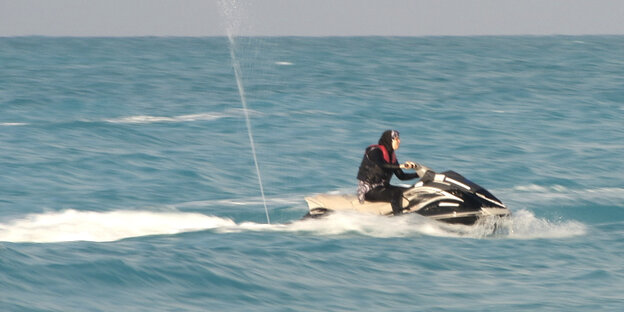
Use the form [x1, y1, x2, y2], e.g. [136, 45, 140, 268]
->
[378, 130, 399, 154]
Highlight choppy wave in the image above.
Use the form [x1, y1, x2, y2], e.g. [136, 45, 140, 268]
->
[102, 108, 266, 124]
[0, 208, 585, 243]
[104, 113, 230, 124]
[0, 122, 28, 126]
[1, 108, 317, 127]
[504, 184, 624, 206]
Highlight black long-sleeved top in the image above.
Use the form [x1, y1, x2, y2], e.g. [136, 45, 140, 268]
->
[357, 146, 419, 186]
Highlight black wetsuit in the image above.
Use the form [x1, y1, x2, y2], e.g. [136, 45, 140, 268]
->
[357, 146, 419, 215]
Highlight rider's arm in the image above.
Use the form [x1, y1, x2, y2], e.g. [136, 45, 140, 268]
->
[394, 167, 420, 180]
[369, 149, 419, 180]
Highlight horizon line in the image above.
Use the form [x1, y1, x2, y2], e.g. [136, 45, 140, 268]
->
[2, 33, 624, 39]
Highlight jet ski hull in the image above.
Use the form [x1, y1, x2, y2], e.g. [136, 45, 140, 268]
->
[304, 170, 510, 225]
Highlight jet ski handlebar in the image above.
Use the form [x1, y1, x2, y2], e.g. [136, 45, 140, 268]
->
[399, 162, 432, 177]
[414, 163, 432, 177]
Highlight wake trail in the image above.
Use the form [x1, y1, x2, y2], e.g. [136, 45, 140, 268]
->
[0, 209, 586, 243]
[0, 210, 234, 243]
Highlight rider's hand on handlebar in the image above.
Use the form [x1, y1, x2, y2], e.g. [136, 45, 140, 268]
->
[401, 161, 417, 169]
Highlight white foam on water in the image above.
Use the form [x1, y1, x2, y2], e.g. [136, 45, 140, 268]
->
[423, 209, 587, 240]
[0, 210, 235, 243]
[502, 209, 587, 239]
[104, 113, 228, 124]
[217, 209, 586, 240]
[0, 208, 586, 244]
[0, 122, 28, 126]
[284, 210, 586, 240]
[283, 212, 442, 238]
[217, 211, 431, 237]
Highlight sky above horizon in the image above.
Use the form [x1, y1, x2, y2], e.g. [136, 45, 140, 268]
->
[1, 0, 624, 37]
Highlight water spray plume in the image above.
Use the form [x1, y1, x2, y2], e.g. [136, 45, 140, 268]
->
[219, 0, 271, 224]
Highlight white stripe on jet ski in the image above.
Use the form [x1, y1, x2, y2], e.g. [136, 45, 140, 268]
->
[445, 177, 471, 190]
[440, 190, 463, 202]
[476, 192, 505, 208]
[439, 202, 460, 207]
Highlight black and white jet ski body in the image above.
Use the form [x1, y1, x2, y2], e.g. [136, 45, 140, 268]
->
[304, 170, 510, 225]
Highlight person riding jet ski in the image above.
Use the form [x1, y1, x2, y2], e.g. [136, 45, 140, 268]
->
[356, 130, 430, 215]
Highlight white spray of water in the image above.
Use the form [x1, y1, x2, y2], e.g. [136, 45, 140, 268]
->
[0, 209, 586, 243]
[218, 0, 270, 224]
[278, 210, 587, 240]
[0, 210, 235, 243]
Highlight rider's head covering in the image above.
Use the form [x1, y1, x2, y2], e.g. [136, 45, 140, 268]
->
[378, 130, 400, 153]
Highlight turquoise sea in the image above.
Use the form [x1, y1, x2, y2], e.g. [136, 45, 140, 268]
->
[1, 36, 623, 311]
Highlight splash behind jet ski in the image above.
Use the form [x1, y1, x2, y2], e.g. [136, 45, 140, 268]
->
[304, 170, 510, 225]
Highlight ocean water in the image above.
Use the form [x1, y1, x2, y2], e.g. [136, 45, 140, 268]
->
[1, 36, 623, 311]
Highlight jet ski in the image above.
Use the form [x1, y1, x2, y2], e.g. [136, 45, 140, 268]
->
[304, 169, 510, 225]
